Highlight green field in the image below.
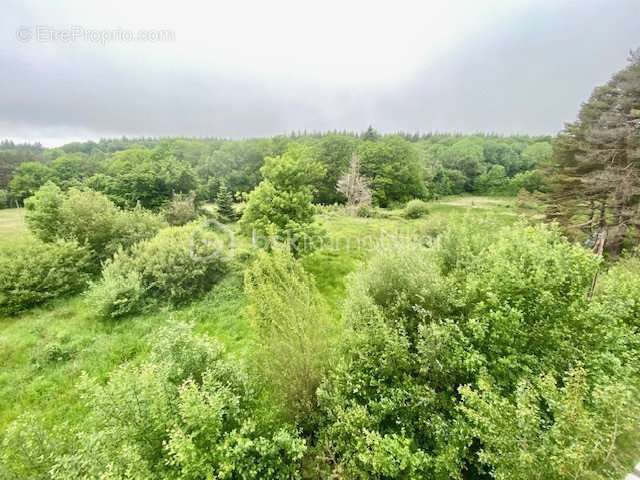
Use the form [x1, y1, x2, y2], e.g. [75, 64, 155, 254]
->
[0, 197, 522, 432]
[0, 208, 27, 247]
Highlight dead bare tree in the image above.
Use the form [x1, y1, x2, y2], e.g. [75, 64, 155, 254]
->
[337, 153, 372, 215]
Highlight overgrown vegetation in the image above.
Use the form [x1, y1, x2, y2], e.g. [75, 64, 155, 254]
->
[403, 199, 430, 219]
[313, 224, 640, 478]
[1, 49, 640, 480]
[87, 223, 228, 319]
[0, 239, 91, 315]
[245, 248, 332, 427]
[1, 323, 306, 479]
[25, 183, 165, 265]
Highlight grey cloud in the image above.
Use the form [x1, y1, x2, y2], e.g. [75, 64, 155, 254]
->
[1, 0, 639, 144]
[372, 0, 640, 134]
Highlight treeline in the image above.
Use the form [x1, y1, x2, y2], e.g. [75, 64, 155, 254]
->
[0, 131, 552, 209]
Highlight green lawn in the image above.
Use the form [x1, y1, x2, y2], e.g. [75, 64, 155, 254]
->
[0, 197, 525, 434]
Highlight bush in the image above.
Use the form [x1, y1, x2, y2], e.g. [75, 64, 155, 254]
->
[245, 248, 331, 426]
[7, 323, 307, 479]
[31, 337, 78, 369]
[85, 267, 145, 319]
[403, 199, 429, 219]
[0, 414, 68, 479]
[162, 192, 199, 226]
[355, 204, 374, 218]
[460, 367, 640, 480]
[343, 242, 451, 337]
[25, 184, 164, 264]
[107, 205, 166, 256]
[0, 239, 92, 315]
[315, 223, 637, 479]
[241, 181, 325, 255]
[591, 255, 640, 330]
[24, 182, 64, 242]
[88, 224, 228, 318]
[57, 188, 121, 260]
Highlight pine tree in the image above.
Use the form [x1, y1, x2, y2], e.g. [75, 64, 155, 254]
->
[216, 181, 235, 222]
[546, 48, 640, 255]
[361, 125, 379, 142]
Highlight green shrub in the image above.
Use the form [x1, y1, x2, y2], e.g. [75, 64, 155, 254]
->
[162, 192, 199, 226]
[592, 256, 640, 329]
[245, 248, 331, 426]
[107, 205, 166, 256]
[0, 239, 91, 315]
[42, 323, 304, 479]
[460, 368, 640, 480]
[24, 181, 64, 242]
[355, 204, 374, 218]
[343, 242, 452, 336]
[403, 199, 429, 219]
[0, 414, 69, 479]
[433, 216, 500, 275]
[88, 224, 228, 318]
[25, 184, 164, 264]
[31, 337, 78, 369]
[85, 267, 145, 319]
[316, 223, 637, 479]
[57, 187, 121, 259]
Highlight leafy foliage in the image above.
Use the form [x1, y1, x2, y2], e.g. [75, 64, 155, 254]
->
[25, 184, 164, 264]
[24, 182, 64, 242]
[245, 248, 331, 426]
[0, 189, 9, 208]
[3, 133, 549, 211]
[461, 367, 640, 480]
[0, 141, 43, 190]
[421, 135, 551, 197]
[87, 148, 197, 209]
[8, 161, 52, 204]
[240, 145, 326, 255]
[403, 199, 430, 219]
[0, 239, 91, 315]
[316, 134, 356, 204]
[315, 223, 639, 479]
[163, 192, 199, 226]
[87, 224, 228, 318]
[358, 136, 427, 206]
[2, 323, 306, 479]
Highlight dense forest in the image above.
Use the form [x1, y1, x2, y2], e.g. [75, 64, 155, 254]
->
[1, 50, 639, 480]
[0, 131, 552, 210]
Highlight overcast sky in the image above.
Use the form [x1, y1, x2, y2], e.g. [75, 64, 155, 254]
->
[1, 0, 638, 146]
